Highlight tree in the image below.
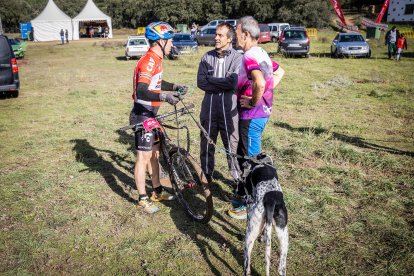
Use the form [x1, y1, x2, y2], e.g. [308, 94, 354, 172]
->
[276, 0, 332, 28]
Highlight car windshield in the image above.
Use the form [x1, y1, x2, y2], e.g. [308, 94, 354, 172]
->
[128, 39, 147, 46]
[173, 34, 193, 42]
[339, 35, 364, 42]
[284, 30, 306, 39]
[0, 37, 12, 57]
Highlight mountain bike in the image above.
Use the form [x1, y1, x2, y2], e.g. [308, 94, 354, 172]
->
[120, 104, 213, 223]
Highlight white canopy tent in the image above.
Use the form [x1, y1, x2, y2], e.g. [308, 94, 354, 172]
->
[31, 0, 73, 42]
[72, 0, 113, 40]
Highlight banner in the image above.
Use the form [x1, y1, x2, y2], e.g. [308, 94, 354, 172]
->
[330, 0, 347, 26]
[375, 0, 390, 24]
[361, 17, 388, 31]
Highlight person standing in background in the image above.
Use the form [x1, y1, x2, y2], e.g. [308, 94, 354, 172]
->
[396, 33, 408, 61]
[60, 29, 64, 45]
[65, 29, 69, 44]
[385, 26, 400, 59]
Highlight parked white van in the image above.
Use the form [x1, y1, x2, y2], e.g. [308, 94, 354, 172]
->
[268, 23, 290, 42]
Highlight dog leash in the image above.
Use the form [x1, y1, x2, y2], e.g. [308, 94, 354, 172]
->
[179, 98, 275, 168]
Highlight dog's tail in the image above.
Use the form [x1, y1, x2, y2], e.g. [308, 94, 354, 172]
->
[263, 191, 281, 225]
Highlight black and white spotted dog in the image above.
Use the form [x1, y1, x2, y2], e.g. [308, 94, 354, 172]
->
[238, 153, 289, 276]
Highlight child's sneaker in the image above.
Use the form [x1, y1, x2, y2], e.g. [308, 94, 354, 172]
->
[228, 204, 247, 220]
[138, 198, 159, 214]
[151, 191, 175, 202]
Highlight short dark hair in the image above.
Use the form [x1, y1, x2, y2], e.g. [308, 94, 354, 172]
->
[217, 22, 235, 40]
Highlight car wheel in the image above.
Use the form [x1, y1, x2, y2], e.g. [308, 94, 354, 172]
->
[11, 90, 19, 98]
[333, 50, 339, 58]
[305, 53, 310, 58]
[271, 37, 277, 43]
[125, 55, 130, 60]
[195, 39, 199, 46]
[367, 49, 371, 58]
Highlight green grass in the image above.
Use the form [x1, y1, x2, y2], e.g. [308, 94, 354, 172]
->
[1, 29, 413, 275]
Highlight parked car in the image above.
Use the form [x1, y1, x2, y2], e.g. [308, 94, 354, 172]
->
[258, 24, 271, 43]
[195, 27, 216, 46]
[125, 36, 149, 60]
[8, 38, 26, 59]
[201, 19, 238, 31]
[268, 23, 290, 42]
[224, 19, 238, 27]
[278, 27, 310, 57]
[331, 32, 371, 58]
[169, 33, 198, 59]
[0, 35, 20, 97]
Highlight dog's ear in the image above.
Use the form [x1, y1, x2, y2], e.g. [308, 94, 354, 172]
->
[257, 152, 273, 166]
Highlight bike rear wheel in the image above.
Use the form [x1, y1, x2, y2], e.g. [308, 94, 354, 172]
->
[169, 149, 213, 224]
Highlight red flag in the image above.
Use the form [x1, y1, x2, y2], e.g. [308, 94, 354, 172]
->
[330, 0, 347, 26]
[375, 0, 390, 24]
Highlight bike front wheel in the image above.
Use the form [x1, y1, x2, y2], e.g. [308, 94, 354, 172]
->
[169, 149, 213, 224]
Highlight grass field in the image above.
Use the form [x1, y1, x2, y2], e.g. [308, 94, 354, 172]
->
[1, 29, 413, 275]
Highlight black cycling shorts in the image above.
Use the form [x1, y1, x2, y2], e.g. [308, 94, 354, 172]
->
[129, 104, 160, 151]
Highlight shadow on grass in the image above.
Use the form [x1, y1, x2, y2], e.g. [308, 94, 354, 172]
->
[398, 51, 414, 59]
[71, 138, 137, 203]
[275, 121, 414, 157]
[111, 129, 254, 273]
[166, 198, 253, 275]
[0, 92, 14, 100]
[311, 52, 332, 58]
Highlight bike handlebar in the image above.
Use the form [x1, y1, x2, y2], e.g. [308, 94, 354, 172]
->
[119, 103, 195, 131]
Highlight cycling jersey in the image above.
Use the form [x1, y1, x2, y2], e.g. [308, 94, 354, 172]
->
[132, 48, 163, 107]
[237, 46, 279, 120]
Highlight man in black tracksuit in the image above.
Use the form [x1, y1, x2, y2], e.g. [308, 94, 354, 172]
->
[197, 22, 242, 182]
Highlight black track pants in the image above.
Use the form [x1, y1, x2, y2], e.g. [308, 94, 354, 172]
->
[200, 92, 240, 180]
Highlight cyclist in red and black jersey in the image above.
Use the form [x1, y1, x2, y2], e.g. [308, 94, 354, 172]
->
[130, 22, 188, 214]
